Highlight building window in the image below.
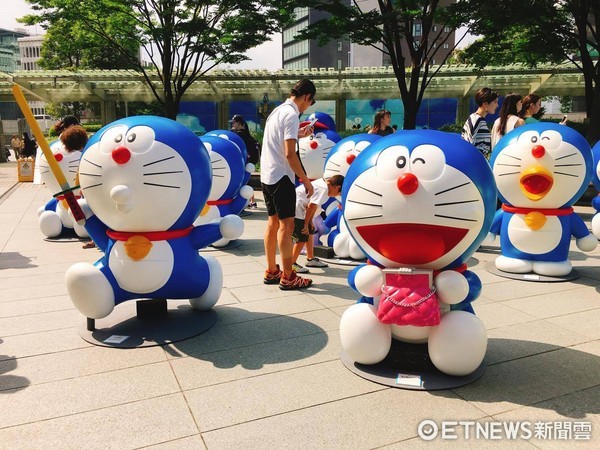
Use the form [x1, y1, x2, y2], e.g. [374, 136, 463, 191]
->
[283, 20, 308, 45]
[284, 57, 309, 69]
[443, 43, 449, 49]
[294, 7, 309, 20]
[444, 25, 451, 33]
[433, 25, 438, 32]
[433, 42, 437, 48]
[337, 41, 342, 51]
[413, 40, 420, 50]
[337, 59, 342, 69]
[283, 40, 309, 60]
[413, 23, 422, 37]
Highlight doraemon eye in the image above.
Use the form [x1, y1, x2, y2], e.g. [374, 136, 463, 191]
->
[517, 131, 540, 150]
[410, 144, 445, 181]
[99, 125, 128, 153]
[123, 126, 155, 154]
[538, 130, 562, 150]
[315, 132, 326, 139]
[375, 145, 410, 181]
[355, 141, 372, 153]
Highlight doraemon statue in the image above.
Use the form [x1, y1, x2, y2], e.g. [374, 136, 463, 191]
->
[298, 112, 341, 180]
[590, 141, 600, 238]
[323, 134, 381, 259]
[195, 135, 253, 247]
[37, 139, 89, 239]
[487, 123, 597, 276]
[65, 116, 243, 319]
[204, 129, 254, 188]
[339, 131, 495, 376]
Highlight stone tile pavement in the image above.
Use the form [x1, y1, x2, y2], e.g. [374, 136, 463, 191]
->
[1, 160, 599, 448]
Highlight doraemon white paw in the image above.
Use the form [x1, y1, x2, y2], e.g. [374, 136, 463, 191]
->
[189, 255, 222, 310]
[495, 255, 533, 273]
[65, 262, 115, 319]
[340, 303, 391, 365]
[39, 211, 63, 238]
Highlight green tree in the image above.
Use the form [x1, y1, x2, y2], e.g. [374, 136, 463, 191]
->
[463, 0, 600, 144]
[22, 0, 296, 119]
[296, 0, 474, 129]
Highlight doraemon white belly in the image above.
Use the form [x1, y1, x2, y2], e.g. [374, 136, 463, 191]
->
[507, 214, 562, 254]
[108, 240, 174, 293]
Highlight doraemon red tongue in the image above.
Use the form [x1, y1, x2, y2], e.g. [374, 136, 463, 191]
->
[521, 174, 552, 194]
[357, 223, 468, 265]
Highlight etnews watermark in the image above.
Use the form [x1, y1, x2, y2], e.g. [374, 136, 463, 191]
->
[417, 420, 592, 441]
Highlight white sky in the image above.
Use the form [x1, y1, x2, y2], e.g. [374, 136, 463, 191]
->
[2, 0, 283, 70]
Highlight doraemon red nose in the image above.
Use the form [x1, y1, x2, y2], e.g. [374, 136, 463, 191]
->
[397, 173, 419, 195]
[532, 145, 545, 159]
[112, 146, 131, 165]
[310, 141, 318, 149]
[346, 154, 356, 164]
[54, 153, 63, 162]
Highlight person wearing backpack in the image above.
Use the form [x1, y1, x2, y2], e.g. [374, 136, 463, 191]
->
[461, 87, 499, 159]
[230, 114, 260, 208]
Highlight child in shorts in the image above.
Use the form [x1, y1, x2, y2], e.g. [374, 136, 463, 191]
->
[292, 175, 344, 273]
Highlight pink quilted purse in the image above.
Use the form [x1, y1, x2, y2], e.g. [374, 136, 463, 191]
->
[376, 269, 440, 327]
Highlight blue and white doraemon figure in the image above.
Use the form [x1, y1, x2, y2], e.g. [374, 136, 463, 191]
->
[37, 140, 89, 239]
[339, 131, 495, 376]
[590, 141, 600, 238]
[486, 123, 597, 277]
[298, 112, 341, 180]
[194, 135, 254, 247]
[65, 116, 243, 319]
[204, 129, 254, 189]
[322, 133, 381, 259]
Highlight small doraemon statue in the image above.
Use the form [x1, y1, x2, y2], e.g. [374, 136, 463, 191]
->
[204, 129, 254, 187]
[590, 141, 600, 238]
[65, 116, 243, 319]
[487, 123, 597, 277]
[298, 112, 341, 180]
[323, 134, 381, 259]
[339, 131, 495, 376]
[195, 135, 254, 247]
[37, 140, 89, 239]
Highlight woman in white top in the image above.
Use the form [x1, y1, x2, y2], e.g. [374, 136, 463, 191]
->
[491, 93, 525, 149]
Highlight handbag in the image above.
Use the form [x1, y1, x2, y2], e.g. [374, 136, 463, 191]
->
[376, 268, 440, 327]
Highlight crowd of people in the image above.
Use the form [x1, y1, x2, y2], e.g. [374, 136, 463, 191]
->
[462, 87, 566, 158]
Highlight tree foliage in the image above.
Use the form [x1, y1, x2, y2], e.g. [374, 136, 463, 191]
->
[22, 0, 297, 119]
[461, 0, 600, 144]
[296, 0, 475, 129]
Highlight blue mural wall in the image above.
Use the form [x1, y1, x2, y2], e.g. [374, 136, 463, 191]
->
[177, 97, 460, 133]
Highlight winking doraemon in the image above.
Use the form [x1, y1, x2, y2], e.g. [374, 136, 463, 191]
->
[339, 131, 495, 376]
[487, 123, 596, 277]
[65, 116, 243, 319]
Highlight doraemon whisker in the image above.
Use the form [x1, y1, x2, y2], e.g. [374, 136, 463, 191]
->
[435, 181, 470, 195]
[555, 152, 578, 160]
[327, 161, 341, 168]
[497, 171, 520, 176]
[435, 200, 479, 206]
[143, 156, 175, 167]
[434, 214, 478, 222]
[79, 172, 101, 177]
[554, 163, 582, 167]
[347, 214, 383, 221]
[496, 163, 520, 167]
[355, 183, 383, 197]
[82, 183, 102, 190]
[347, 199, 383, 207]
[211, 166, 227, 170]
[83, 157, 102, 168]
[143, 170, 184, 176]
[143, 182, 180, 189]
[500, 153, 522, 161]
[212, 175, 225, 178]
[211, 157, 224, 163]
[555, 172, 578, 178]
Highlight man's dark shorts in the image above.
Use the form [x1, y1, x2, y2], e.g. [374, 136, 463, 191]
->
[292, 218, 316, 243]
[262, 176, 296, 219]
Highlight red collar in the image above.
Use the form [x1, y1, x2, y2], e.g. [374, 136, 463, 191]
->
[367, 260, 467, 276]
[55, 194, 81, 201]
[207, 199, 233, 205]
[502, 204, 573, 216]
[107, 227, 193, 241]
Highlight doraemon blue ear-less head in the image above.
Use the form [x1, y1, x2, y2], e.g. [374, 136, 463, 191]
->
[80, 116, 211, 231]
[200, 135, 246, 200]
[342, 130, 496, 270]
[489, 122, 592, 209]
[324, 133, 381, 179]
[205, 129, 247, 164]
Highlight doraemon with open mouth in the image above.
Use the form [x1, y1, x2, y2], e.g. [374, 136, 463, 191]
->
[339, 131, 496, 376]
[65, 116, 243, 319]
[37, 139, 89, 239]
[323, 133, 381, 259]
[487, 123, 596, 276]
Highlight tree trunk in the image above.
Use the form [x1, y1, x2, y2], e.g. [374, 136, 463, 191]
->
[403, 99, 417, 130]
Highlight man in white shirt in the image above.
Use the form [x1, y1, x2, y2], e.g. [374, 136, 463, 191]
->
[261, 79, 316, 290]
[291, 175, 344, 273]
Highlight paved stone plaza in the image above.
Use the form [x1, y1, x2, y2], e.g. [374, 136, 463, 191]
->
[1, 160, 599, 449]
